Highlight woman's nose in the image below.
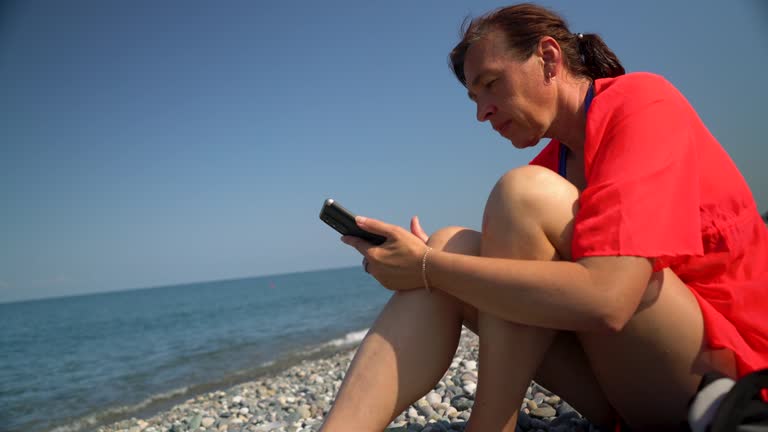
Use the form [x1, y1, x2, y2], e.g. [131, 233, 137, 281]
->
[476, 100, 496, 122]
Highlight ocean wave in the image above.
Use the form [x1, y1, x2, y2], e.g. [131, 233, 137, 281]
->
[47, 386, 189, 432]
[324, 328, 369, 347]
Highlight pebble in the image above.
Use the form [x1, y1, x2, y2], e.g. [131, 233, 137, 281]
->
[531, 405, 557, 418]
[445, 407, 459, 418]
[297, 405, 312, 419]
[188, 413, 203, 430]
[529, 417, 551, 430]
[95, 328, 596, 432]
[518, 413, 532, 429]
[446, 386, 463, 399]
[450, 395, 474, 412]
[416, 401, 439, 420]
[557, 400, 578, 416]
[426, 391, 442, 406]
[550, 411, 581, 428]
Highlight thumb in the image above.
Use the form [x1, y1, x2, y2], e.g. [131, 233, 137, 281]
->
[410, 216, 429, 243]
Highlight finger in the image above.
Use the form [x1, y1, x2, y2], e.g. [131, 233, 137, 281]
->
[410, 216, 429, 243]
[355, 216, 397, 238]
[341, 235, 376, 256]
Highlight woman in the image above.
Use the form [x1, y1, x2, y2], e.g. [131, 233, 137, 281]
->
[320, 3, 768, 431]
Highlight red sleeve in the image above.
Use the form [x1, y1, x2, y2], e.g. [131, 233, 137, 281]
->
[529, 139, 560, 171]
[572, 74, 704, 270]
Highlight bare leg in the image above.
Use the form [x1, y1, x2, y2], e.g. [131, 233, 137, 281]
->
[463, 166, 571, 431]
[322, 221, 615, 431]
[319, 289, 463, 431]
[319, 229, 479, 432]
[477, 165, 707, 431]
[468, 316, 556, 431]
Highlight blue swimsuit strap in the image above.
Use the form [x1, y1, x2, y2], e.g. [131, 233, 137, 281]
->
[558, 84, 595, 177]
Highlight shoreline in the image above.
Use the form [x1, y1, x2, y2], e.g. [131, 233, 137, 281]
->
[44, 336, 367, 432]
[95, 328, 596, 432]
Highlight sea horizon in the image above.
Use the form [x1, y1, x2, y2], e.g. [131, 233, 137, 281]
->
[0, 265, 361, 307]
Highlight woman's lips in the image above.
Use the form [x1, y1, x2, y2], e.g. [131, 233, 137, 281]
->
[494, 120, 511, 136]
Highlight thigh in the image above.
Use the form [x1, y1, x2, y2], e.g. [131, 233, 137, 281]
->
[578, 268, 706, 431]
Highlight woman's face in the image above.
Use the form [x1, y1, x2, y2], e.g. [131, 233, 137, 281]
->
[463, 31, 556, 149]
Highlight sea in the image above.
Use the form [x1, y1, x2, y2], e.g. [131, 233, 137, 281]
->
[0, 267, 391, 432]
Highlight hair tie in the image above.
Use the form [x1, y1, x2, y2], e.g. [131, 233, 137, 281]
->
[576, 33, 584, 39]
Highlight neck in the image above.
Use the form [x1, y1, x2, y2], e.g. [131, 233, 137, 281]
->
[547, 77, 592, 155]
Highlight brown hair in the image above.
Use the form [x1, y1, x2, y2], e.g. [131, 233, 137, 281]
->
[449, 3, 625, 86]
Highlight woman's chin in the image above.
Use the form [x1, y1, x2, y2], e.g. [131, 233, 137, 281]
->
[510, 137, 539, 149]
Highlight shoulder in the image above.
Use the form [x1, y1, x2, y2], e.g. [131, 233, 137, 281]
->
[594, 72, 678, 98]
[592, 72, 688, 114]
[583, 73, 699, 173]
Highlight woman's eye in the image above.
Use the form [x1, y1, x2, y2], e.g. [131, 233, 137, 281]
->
[485, 79, 497, 89]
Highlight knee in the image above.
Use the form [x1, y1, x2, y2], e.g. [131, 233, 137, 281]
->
[427, 226, 481, 256]
[485, 166, 567, 220]
[481, 165, 578, 260]
[483, 165, 577, 233]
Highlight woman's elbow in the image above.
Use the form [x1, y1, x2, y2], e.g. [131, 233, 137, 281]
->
[599, 276, 659, 333]
[598, 293, 642, 333]
[574, 309, 628, 334]
[600, 310, 632, 334]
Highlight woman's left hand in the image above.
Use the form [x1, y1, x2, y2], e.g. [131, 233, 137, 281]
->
[341, 216, 429, 291]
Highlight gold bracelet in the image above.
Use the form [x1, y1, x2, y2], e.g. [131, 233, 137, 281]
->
[422, 247, 433, 293]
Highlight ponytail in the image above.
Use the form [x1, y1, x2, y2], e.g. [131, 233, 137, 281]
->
[576, 33, 625, 80]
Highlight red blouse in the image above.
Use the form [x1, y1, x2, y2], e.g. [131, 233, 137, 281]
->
[530, 72, 768, 377]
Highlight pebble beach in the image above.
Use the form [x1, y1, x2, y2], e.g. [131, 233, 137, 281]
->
[98, 328, 599, 432]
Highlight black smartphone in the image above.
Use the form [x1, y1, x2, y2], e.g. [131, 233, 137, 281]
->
[319, 198, 387, 245]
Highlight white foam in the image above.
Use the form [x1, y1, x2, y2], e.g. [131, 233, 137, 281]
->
[48, 385, 189, 432]
[325, 328, 369, 347]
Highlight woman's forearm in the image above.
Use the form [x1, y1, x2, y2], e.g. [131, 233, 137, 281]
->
[427, 251, 631, 333]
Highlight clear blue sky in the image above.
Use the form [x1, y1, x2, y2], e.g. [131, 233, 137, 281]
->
[1, 0, 766, 303]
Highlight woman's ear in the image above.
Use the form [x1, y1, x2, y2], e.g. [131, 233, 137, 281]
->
[539, 36, 562, 78]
